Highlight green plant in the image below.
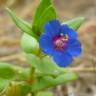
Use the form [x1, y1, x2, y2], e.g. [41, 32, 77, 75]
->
[0, 0, 85, 96]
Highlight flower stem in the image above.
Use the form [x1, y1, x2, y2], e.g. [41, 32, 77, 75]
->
[27, 66, 35, 84]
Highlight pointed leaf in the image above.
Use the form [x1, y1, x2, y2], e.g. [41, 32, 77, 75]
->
[37, 6, 56, 32]
[63, 17, 85, 30]
[42, 72, 77, 86]
[6, 8, 38, 39]
[32, 0, 56, 33]
[31, 71, 77, 92]
[33, 0, 51, 23]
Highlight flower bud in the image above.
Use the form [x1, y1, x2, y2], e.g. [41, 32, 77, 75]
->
[21, 33, 40, 55]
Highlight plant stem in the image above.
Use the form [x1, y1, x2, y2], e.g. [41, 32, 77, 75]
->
[27, 66, 35, 84]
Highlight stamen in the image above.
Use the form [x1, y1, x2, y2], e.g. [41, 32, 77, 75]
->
[53, 34, 68, 51]
[65, 34, 68, 40]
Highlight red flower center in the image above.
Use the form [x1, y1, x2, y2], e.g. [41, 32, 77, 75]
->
[53, 34, 68, 51]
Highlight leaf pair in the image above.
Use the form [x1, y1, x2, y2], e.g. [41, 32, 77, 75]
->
[31, 71, 77, 92]
[26, 54, 60, 76]
[6, 0, 85, 41]
[32, 0, 56, 33]
[6, 0, 56, 39]
[0, 63, 30, 92]
[26, 54, 77, 92]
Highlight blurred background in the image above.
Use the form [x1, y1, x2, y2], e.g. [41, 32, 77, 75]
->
[0, 0, 96, 96]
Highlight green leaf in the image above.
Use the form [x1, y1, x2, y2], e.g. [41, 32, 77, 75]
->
[37, 6, 56, 32]
[31, 71, 77, 92]
[26, 54, 61, 76]
[0, 62, 16, 80]
[39, 56, 60, 75]
[21, 33, 39, 54]
[36, 92, 54, 96]
[6, 82, 31, 96]
[32, 0, 56, 33]
[17, 68, 30, 81]
[26, 54, 77, 92]
[63, 17, 85, 30]
[0, 62, 30, 81]
[26, 54, 75, 76]
[0, 78, 10, 92]
[26, 54, 41, 68]
[18, 82, 31, 96]
[42, 72, 77, 86]
[33, 0, 51, 23]
[6, 8, 38, 39]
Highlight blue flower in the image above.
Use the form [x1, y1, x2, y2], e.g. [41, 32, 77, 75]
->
[39, 20, 82, 67]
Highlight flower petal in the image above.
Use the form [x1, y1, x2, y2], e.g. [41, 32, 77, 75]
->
[39, 34, 54, 55]
[61, 24, 77, 39]
[44, 20, 61, 37]
[53, 52, 73, 67]
[68, 39, 82, 57]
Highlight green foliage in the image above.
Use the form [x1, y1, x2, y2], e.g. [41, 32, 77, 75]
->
[63, 17, 85, 30]
[26, 54, 77, 92]
[36, 92, 54, 96]
[0, 63, 31, 93]
[33, 0, 52, 23]
[0, 63, 16, 80]
[6, 8, 38, 39]
[26, 54, 60, 76]
[17, 82, 31, 96]
[0, 62, 31, 81]
[6, 82, 31, 96]
[17, 68, 30, 81]
[21, 33, 39, 54]
[32, 0, 56, 33]
[26, 54, 76, 76]
[5, 0, 85, 95]
[0, 79, 9, 92]
[31, 71, 77, 92]
[0, 63, 32, 95]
